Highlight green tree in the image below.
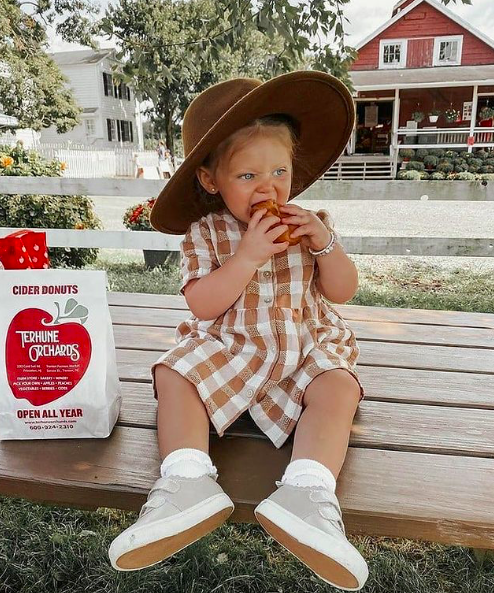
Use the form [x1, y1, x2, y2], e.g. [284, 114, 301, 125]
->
[0, 0, 99, 131]
[99, 0, 473, 153]
[102, 0, 304, 153]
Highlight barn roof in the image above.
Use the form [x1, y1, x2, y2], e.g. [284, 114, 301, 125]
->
[350, 63, 494, 90]
[355, 0, 494, 53]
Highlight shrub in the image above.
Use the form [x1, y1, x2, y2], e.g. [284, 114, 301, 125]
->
[455, 172, 477, 181]
[474, 149, 489, 160]
[481, 165, 494, 174]
[436, 162, 454, 174]
[454, 163, 469, 173]
[468, 158, 483, 168]
[0, 143, 101, 267]
[485, 158, 494, 166]
[405, 160, 425, 171]
[459, 151, 472, 160]
[447, 172, 458, 180]
[444, 150, 457, 159]
[415, 148, 429, 160]
[418, 171, 430, 180]
[431, 172, 446, 180]
[398, 170, 422, 180]
[429, 148, 445, 158]
[399, 148, 415, 159]
[480, 173, 494, 181]
[123, 198, 156, 231]
[423, 155, 438, 167]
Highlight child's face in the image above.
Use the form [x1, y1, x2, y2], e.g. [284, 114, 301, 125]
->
[204, 134, 293, 225]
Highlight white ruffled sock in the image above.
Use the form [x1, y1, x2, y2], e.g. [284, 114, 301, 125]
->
[281, 458, 337, 493]
[160, 448, 217, 479]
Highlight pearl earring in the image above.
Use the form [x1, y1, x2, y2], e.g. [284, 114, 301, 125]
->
[210, 187, 216, 193]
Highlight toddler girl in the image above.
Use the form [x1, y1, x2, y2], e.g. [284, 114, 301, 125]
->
[109, 71, 368, 591]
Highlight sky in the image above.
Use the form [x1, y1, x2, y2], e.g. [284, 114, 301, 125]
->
[47, 0, 494, 54]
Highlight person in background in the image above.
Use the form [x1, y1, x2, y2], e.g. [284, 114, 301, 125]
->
[157, 140, 173, 179]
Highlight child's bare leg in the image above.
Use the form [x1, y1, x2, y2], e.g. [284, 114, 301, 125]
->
[255, 370, 368, 590]
[109, 365, 232, 572]
[155, 365, 210, 459]
[291, 369, 361, 479]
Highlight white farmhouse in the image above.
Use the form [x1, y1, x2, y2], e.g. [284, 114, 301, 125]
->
[39, 48, 144, 149]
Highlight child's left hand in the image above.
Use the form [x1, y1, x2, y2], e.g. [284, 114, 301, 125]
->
[279, 204, 332, 251]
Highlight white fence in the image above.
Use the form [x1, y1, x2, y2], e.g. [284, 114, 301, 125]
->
[1, 178, 494, 258]
[35, 147, 159, 178]
[0, 136, 162, 178]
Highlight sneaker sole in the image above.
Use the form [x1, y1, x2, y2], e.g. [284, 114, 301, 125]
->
[113, 495, 233, 571]
[255, 500, 366, 591]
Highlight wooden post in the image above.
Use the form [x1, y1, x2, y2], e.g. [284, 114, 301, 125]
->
[468, 84, 479, 153]
[392, 88, 401, 177]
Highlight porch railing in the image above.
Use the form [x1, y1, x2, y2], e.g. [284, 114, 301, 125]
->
[396, 127, 494, 149]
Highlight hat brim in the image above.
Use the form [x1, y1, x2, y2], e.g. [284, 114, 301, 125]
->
[150, 71, 355, 235]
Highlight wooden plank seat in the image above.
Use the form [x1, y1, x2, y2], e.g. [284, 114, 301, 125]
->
[1, 292, 493, 550]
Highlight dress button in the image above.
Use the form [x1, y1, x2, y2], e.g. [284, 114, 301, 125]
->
[264, 297, 272, 303]
[263, 271, 271, 278]
[247, 389, 254, 396]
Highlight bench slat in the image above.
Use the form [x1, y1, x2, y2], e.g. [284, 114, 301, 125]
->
[1, 426, 493, 547]
[115, 343, 494, 380]
[109, 304, 494, 333]
[111, 321, 494, 352]
[118, 369, 494, 417]
[107, 293, 494, 329]
[115, 382, 494, 458]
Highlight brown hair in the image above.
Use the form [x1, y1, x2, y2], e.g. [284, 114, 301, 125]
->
[194, 114, 300, 215]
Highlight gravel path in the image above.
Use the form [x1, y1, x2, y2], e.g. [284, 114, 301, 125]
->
[92, 195, 494, 273]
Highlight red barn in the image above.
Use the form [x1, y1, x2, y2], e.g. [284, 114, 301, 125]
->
[332, 0, 494, 178]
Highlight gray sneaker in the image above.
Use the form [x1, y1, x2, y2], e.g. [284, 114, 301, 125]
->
[109, 473, 234, 571]
[254, 481, 368, 591]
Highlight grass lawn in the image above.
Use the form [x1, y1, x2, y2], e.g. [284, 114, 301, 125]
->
[1, 253, 493, 593]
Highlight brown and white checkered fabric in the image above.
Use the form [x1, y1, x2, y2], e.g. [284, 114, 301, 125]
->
[152, 207, 365, 448]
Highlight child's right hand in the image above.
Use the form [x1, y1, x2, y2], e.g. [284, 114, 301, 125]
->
[236, 208, 290, 268]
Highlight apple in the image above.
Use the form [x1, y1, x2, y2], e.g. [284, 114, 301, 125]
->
[6, 308, 91, 406]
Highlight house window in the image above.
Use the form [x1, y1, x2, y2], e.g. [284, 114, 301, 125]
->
[106, 118, 117, 141]
[85, 119, 96, 136]
[103, 72, 113, 97]
[433, 36, 463, 66]
[379, 39, 407, 69]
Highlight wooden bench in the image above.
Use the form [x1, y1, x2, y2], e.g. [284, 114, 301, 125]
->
[1, 290, 493, 552]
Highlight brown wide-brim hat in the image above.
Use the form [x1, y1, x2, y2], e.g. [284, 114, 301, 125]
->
[150, 70, 355, 235]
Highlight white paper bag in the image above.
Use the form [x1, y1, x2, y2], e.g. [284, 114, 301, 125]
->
[0, 269, 121, 440]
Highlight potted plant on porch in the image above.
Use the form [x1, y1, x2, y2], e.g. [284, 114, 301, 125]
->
[444, 107, 460, 124]
[411, 111, 425, 123]
[123, 198, 180, 268]
[478, 105, 494, 127]
[428, 108, 441, 123]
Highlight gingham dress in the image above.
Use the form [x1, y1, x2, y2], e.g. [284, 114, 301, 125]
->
[152, 207, 365, 448]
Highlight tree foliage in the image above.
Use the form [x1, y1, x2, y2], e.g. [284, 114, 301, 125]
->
[0, 0, 475, 137]
[99, 0, 474, 152]
[0, 0, 100, 131]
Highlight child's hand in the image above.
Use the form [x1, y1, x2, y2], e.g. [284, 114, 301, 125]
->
[236, 208, 290, 268]
[279, 204, 332, 251]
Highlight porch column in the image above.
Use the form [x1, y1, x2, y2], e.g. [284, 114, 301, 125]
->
[392, 87, 400, 176]
[468, 84, 479, 153]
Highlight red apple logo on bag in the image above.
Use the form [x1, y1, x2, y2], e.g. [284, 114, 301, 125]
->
[6, 299, 92, 406]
